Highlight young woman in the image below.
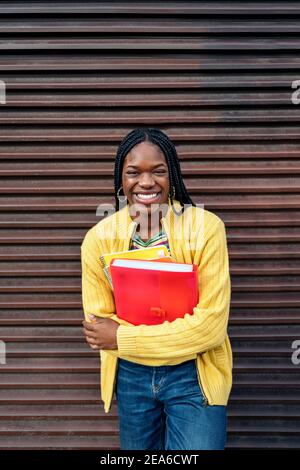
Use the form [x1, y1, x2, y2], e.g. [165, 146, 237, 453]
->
[81, 128, 232, 450]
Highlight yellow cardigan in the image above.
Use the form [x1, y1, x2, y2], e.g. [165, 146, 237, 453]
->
[81, 199, 233, 413]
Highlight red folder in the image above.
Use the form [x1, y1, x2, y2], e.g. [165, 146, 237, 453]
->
[110, 258, 199, 325]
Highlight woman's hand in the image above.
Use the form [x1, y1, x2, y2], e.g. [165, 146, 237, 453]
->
[82, 315, 119, 351]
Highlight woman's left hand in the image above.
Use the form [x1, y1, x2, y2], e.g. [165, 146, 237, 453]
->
[82, 315, 119, 350]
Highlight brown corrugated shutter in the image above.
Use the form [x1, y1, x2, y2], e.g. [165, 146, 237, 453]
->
[0, 0, 299, 450]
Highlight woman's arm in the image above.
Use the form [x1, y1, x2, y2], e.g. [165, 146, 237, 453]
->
[81, 227, 131, 342]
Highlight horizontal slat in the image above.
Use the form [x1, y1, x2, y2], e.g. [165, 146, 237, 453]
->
[4, 92, 296, 108]
[2, 37, 300, 52]
[0, 420, 299, 435]
[1, 73, 299, 89]
[2, 110, 300, 125]
[0, 55, 300, 71]
[1, 435, 298, 450]
[1, 2, 300, 15]
[0, 419, 118, 435]
[0, 145, 299, 160]
[1, 20, 300, 34]
[0, 436, 119, 450]
[228, 437, 300, 449]
[1, 126, 300, 142]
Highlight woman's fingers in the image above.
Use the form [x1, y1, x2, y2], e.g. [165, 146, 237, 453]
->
[83, 328, 97, 339]
[86, 336, 95, 343]
[88, 340, 100, 350]
[82, 323, 101, 350]
[83, 320, 101, 331]
[86, 338, 98, 346]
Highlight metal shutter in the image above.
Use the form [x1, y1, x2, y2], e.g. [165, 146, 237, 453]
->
[0, 0, 299, 450]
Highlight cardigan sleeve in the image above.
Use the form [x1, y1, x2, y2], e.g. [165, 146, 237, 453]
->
[116, 219, 231, 359]
[81, 227, 128, 326]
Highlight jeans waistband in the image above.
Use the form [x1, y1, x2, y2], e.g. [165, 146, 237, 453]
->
[118, 358, 195, 372]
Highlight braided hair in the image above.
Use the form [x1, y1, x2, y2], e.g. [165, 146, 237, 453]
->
[114, 128, 195, 215]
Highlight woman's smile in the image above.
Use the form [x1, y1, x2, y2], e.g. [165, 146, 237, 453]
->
[133, 191, 162, 205]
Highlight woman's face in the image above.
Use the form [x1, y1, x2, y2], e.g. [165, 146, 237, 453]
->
[121, 141, 170, 211]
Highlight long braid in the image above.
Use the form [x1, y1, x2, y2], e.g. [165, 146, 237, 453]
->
[113, 128, 196, 214]
[114, 129, 146, 211]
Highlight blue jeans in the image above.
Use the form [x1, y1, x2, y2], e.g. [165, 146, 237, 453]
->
[115, 358, 227, 450]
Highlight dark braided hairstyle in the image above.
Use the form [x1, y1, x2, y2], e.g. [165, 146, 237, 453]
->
[114, 128, 195, 215]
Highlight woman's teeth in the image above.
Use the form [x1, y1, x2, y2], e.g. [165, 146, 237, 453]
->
[136, 193, 158, 200]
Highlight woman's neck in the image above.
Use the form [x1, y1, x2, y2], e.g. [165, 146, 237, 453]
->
[128, 201, 169, 240]
[135, 219, 162, 241]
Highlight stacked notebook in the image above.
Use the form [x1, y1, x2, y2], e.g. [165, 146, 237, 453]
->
[100, 245, 199, 325]
[110, 258, 199, 325]
[100, 245, 171, 289]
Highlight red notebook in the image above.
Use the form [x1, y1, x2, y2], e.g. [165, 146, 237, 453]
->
[110, 258, 199, 325]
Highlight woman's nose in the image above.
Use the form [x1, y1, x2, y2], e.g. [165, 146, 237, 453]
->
[138, 173, 155, 186]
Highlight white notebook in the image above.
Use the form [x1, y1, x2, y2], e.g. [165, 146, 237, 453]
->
[111, 259, 193, 273]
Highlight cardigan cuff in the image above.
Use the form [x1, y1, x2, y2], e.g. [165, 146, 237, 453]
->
[117, 325, 138, 356]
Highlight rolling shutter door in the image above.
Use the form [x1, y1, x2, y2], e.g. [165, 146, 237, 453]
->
[0, 1, 299, 449]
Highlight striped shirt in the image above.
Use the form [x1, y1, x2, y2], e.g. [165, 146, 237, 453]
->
[130, 227, 170, 252]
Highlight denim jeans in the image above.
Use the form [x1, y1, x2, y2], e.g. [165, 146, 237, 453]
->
[115, 358, 227, 450]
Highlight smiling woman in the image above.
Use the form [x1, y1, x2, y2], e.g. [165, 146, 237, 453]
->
[81, 128, 232, 451]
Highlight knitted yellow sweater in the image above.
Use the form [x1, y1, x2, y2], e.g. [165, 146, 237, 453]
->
[81, 199, 232, 413]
